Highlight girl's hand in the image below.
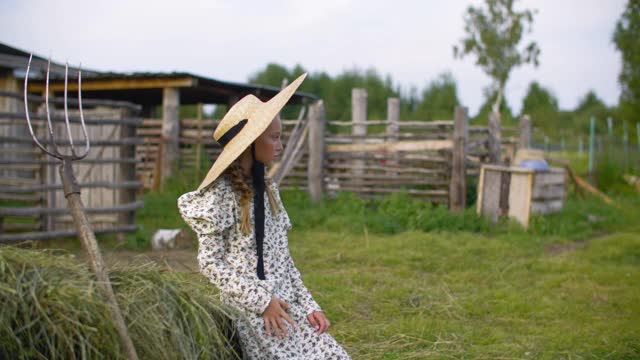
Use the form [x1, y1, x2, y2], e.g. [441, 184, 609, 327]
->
[262, 296, 297, 339]
[306, 311, 330, 335]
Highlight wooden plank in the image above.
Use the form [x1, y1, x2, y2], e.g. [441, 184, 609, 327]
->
[476, 166, 485, 215]
[28, 76, 196, 92]
[0, 136, 142, 146]
[532, 184, 565, 200]
[488, 111, 502, 164]
[531, 199, 564, 214]
[0, 200, 144, 216]
[0, 177, 40, 186]
[479, 168, 502, 223]
[481, 164, 534, 174]
[2, 181, 142, 193]
[508, 172, 533, 228]
[330, 186, 448, 196]
[327, 163, 447, 175]
[352, 88, 367, 184]
[519, 115, 531, 149]
[307, 101, 324, 202]
[0, 148, 41, 155]
[534, 170, 565, 186]
[450, 106, 468, 212]
[326, 132, 450, 140]
[0, 192, 43, 201]
[327, 139, 453, 153]
[2, 222, 42, 232]
[0, 90, 140, 111]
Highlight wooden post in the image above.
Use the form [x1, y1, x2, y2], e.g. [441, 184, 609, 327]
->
[352, 88, 367, 181]
[117, 108, 137, 243]
[488, 111, 502, 164]
[386, 97, 400, 175]
[308, 100, 326, 202]
[195, 103, 203, 183]
[161, 87, 180, 188]
[450, 106, 468, 213]
[518, 114, 531, 149]
[386, 98, 400, 141]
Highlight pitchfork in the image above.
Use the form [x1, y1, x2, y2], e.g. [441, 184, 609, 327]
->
[23, 55, 138, 360]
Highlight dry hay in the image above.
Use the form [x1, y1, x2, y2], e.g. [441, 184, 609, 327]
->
[0, 246, 241, 359]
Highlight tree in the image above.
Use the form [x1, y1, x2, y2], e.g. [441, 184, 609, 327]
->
[453, 0, 540, 114]
[572, 90, 611, 132]
[613, 0, 640, 120]
[248, 64, 399, 123]
[520, 81, 561, 131]
[521, 81, 558, 114]
[473, 87, 514, 124]
[413, 72, 460, 121]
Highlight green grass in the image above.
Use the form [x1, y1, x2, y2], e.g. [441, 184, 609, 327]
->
[5, 160, 639, 358]
[288, 229, 640, 359]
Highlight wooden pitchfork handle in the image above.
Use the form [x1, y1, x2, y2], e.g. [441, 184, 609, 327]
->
[24, 55, 138, 360]
[60, 160, 139, 360]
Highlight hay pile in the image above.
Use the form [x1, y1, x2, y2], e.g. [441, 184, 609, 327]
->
[0, 246, 241, 359]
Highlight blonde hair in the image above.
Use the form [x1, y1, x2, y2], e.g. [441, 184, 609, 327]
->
[223, 161, 280, 235]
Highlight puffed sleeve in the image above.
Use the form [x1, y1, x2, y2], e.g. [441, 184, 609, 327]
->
[269, 181, 322, 315]
[177, 184, 272, 315]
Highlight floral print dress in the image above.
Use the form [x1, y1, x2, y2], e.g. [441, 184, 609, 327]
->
[177, 177, 350, 360]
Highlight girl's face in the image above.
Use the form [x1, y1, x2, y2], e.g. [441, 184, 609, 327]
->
[254, 117, 283, 166]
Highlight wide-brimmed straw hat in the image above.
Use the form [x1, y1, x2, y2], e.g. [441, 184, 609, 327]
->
[196, 73, 307, 191]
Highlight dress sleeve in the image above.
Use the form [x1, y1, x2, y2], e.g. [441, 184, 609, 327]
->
[269, 181, 321, 315]
[177, 186, 272, 315]
[285, 250, 322, 315]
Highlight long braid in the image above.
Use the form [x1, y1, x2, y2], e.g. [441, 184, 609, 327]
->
[223, 161, 280, 235]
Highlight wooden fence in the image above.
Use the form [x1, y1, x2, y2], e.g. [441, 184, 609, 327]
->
[140, 88, 526, 212]
[0, 90, 143, 242]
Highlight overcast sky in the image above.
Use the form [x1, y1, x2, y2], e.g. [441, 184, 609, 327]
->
[0, 0, 626, 116]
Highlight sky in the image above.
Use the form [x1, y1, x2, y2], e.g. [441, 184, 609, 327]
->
[0, 0, 627, 116]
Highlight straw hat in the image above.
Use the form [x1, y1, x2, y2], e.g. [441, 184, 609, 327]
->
[196, 73, 307, 191]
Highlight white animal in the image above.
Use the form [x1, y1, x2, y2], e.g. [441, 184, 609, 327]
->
[151, 229, 182, 251]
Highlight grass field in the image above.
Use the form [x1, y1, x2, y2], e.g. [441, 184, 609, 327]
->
[4, 157, 639, 359]
[290, 229, 639, 359]
[100, 161, 640, 359]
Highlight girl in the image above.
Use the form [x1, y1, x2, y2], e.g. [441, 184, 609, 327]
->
[177, 74, 350, 359]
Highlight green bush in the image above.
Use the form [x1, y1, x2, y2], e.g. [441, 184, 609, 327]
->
[281, 188, 640, 240]
[593, 137, 639, 195]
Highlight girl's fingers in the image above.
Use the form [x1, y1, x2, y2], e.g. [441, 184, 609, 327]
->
[276, 317, 287, 338]
[279, 299, 290, 310]
[317, 313, 328, 334]
[307, 313, 319, 331]
[281, 310, 297, 329]
[274, 318, 285, 339]
[264, 318, 272, 337]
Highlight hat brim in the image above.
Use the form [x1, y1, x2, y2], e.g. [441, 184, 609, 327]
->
[196, 73, 307, 191]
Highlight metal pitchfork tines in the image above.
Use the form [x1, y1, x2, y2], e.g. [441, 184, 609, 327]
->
[24, 55, 138, 360]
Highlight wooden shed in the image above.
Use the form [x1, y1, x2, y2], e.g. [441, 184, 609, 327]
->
[0, 41, 316, 242]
